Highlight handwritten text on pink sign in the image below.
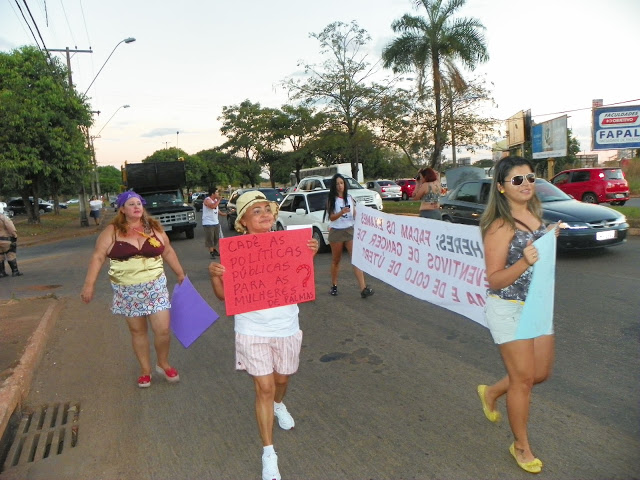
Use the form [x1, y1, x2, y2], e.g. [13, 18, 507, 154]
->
[220, 229, 315, 315]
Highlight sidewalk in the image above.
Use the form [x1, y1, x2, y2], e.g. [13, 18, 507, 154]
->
[0, 208, 115, 443]
[0, 298, 65, 442]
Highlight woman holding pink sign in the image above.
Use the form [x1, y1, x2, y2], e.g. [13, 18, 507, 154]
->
[477, 156, 558, 474]
[209, 191, 319, 480]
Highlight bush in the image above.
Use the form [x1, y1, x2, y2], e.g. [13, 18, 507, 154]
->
[623, 158, 640, 195]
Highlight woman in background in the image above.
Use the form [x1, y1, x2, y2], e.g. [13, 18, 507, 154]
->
[411, 167, 442, 220]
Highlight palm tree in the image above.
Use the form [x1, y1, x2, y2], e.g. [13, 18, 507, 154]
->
[382, 0, 489, 167]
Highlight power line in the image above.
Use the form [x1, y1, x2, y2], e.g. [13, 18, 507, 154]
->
[529, 98, 640, 119]
[58, 0, 78, 47]
[79, 0, 92, 47]
[13, 0, 43, 50]
[21, 0, 50, 54]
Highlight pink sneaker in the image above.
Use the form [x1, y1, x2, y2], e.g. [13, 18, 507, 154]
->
[155, 365, 180, 383]
[137, 375, 151, 388]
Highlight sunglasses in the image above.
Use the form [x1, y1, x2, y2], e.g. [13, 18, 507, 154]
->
[509, 173, 536, 186]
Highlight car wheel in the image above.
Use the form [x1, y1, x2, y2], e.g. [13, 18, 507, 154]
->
[616, 201, 626, 206]
[276, 223, 284, 231]
[402, 192, 408, 201]
[442, 216, 452, 223]
[312, 227, 327, 253]
[39, 208, 45, 214]
[227, 216, 235, 230]
[582, 193, 598, 204]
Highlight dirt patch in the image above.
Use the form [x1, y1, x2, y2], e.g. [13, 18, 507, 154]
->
[0, 298, 58, 384]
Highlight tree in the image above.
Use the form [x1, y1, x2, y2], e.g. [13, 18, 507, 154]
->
[382, 0, 489, 167]
[284, 21, 394, 180]
[0, 46, 92, 223]
[272, 105, 327, 183]
[218, 100, 281, 186]
[97, 166, 123, 195]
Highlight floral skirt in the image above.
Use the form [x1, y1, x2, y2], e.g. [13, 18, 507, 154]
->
[111, 273, 171, 317]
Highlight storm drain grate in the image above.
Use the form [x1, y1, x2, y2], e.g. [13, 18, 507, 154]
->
[3, 402, 80, 470]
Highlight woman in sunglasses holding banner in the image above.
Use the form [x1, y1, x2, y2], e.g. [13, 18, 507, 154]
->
[477, 156, 557, 474]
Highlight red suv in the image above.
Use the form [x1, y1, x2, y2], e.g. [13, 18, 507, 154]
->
[395, 178, 417, 201]
[550, 167, 629, 205]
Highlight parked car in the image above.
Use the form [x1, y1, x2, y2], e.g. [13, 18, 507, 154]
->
[66, 198, 79, 205]
[193, 194, 226, 213]
[440, 178, 628, 250]
[193, 193, 206, 212]
[395, 178, 417, 200]
[226, 188, 285, 231]
[366, 180, 402, 201]
[549, 167, 629, 205]
[0, 202, 15, 218]
[7, 198, 53, 215]
[296, 176, 383, 211]
[276, 190, 330, 252]
[191, 191, 206, 202]
[47, 200, 67, 209]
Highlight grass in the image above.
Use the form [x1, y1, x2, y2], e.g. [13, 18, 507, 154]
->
[12, 205, 83, 238]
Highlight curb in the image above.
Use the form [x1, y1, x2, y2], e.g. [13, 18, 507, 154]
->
[0, 298, 65, 440]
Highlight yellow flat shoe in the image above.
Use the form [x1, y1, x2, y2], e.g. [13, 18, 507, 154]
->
[477, 385, 501, 423]
[509, 442, 542, 474]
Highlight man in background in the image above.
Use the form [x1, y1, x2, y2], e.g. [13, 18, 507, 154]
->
[202, 187, 225, 258]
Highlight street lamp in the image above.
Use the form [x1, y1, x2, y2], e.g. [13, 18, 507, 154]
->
[97, 105, 130, 137]
[83, 37, 136, 97]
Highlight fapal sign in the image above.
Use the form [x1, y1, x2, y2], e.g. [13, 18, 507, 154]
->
[592, 105, 640, 150]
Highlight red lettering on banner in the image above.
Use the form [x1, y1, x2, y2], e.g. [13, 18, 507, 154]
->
[387, 260, 402, 276]
[466, 292, 486, 307]
[432, 279, 446, 298]
[451, 286, 460, 303]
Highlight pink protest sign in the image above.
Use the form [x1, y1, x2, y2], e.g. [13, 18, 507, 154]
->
[220, 228, 315, 316]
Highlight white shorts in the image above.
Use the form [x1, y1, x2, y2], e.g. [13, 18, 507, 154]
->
[484, 295, 524, 345]
[235, 330, 303, 376]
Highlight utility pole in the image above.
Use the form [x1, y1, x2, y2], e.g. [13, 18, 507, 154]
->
[47, 47, 93, 227]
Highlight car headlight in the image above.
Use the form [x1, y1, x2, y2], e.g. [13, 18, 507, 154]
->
[560, 221, 589, 230]
[188, 211, 195, 221]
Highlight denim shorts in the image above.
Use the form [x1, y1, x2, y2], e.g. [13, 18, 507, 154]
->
[484, 295, 524, 344]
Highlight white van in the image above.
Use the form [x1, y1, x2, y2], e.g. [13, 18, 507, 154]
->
[296, 175, 383, 211]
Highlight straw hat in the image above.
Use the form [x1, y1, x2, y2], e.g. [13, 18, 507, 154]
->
[234, 191, 279, 233]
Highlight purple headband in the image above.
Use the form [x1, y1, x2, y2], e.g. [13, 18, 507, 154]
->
[116, 191, 146, 209]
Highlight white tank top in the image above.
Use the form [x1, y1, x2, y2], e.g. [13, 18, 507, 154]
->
[328, 195, 355, 229]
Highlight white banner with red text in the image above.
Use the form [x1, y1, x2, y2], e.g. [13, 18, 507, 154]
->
[352, 206, 488, 327]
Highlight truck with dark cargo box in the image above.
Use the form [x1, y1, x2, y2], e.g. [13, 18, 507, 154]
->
[122, 161, 196, 239]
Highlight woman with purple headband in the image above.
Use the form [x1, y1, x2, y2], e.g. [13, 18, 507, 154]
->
[81, 190, 186, 388]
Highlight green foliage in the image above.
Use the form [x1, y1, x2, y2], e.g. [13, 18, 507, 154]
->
[0, 46, 93, 222]
[97, 165, 123, 194]
[284, 21, 396, 177]
[382, 0, 489, 167]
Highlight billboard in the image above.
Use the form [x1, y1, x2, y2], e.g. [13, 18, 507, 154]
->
[531, 115, 567, 159]
[592, 105, 640, 150]
[506, 110, 530, 147]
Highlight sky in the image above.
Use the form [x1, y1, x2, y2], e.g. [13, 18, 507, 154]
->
[2, 0, 639, 172]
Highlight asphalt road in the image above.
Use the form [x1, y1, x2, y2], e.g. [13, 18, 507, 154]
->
[1, 219, 639, 479]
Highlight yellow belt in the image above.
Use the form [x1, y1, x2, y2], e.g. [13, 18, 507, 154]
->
[488, 294, 524, 306]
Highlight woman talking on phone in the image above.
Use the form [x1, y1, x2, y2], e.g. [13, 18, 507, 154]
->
[325, 174, 374, 299]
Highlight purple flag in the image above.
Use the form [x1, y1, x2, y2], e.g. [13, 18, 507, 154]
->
[170, 276, 219, 348]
